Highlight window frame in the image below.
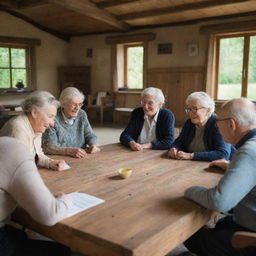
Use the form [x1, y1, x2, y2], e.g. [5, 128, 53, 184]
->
[0, 36, 40, 92]
[123, 43, 144, 90]
[213, 31, 256, 100]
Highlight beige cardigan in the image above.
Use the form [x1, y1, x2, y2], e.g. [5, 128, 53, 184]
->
[0, 137, 72, 227]
[0, 114, 52, 168]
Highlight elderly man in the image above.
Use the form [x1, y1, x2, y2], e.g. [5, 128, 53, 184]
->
[184, 98, 256, 256]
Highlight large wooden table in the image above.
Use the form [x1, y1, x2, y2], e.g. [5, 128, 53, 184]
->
[13, 143, 222, 256]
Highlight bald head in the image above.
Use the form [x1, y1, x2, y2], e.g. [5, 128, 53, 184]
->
[218, 98, 256, 126]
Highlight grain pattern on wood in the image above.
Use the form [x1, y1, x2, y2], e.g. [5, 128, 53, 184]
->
[13, 143, 221, 256]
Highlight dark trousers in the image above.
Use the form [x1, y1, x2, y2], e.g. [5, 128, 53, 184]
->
[0, 225, 70, 256]
[184, 216, 256, 256]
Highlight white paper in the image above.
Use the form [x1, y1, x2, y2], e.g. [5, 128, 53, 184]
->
[67, 192, 105, 217]
[63, 163, 71, 170]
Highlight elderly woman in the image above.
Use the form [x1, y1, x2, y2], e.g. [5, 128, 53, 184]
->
[168, 91, 233, 161]
[0, 91, 66, 171]
[120, 87, 175, 150]
[42, 87, 100, 158]
[0, 137, 71, 255]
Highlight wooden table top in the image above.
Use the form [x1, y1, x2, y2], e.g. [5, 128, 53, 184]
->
[13, 143, 223, 256]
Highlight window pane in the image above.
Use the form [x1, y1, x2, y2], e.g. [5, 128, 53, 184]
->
[247, 36, 256, 100]
[0, 69, 11, 88]
[127, 46, 143, 89]
[12, 69, 27, 88]
[0, 47, 10, 67]
[217, 37, 244, 100]
[11, 48, 26, 68]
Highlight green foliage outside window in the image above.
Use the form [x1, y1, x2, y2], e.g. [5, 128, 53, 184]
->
[0, 47, 27, 89]
[218, 36, 256, 100]
[127, 46, 143, 89]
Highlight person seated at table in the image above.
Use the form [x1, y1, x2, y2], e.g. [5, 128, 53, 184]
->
[167, 91, 233, 161]
[184, 98, 256, 256]
[42, 87, 100, 158]
[120, 87, 175, 150]
[0, 91, 67, 171]
[0, 136, 72, 256]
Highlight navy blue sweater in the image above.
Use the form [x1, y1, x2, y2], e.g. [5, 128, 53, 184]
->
[171, 114, 234, 161]
[120, 107, 175, 150]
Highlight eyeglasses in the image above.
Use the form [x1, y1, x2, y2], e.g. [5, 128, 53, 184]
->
[216, 117, 232, 123]
[69, 102, 84, 108]
[141, 101, 156, 107]
[185, 107, 205, 114]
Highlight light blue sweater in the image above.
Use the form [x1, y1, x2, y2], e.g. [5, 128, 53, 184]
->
[185, 129, 256, 231]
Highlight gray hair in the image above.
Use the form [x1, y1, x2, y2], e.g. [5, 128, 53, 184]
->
[21, 90, 60, 113]
[186, 91, 215, 113]
[220, 98, 256, 126]
[141, 87, 165, 103]
[59, 87, 85, 105]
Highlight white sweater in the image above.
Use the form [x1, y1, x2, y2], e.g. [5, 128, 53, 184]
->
[0, 137, 72, 227]
[0, 114, 52, 168]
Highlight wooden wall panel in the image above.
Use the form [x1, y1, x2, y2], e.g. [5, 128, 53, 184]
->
[147, 67, 205, 125]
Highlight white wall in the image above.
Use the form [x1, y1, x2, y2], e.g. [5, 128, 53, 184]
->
[0, 11, 68, 104]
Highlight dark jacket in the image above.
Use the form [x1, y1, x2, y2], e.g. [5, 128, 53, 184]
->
[120, 107, 175, 150]
[171, 114, 234, 161]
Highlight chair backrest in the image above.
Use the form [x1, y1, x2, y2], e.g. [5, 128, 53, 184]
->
[96, 91, 107, 106]
[231, 231, 256, 248]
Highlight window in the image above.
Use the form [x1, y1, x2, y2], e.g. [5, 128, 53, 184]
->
[106, 33, 155, 91]
[215, 32, 256, 100]
[0, 36, 40, 92]
[124, 44, 144, 89]
[0, 46, 29, 89]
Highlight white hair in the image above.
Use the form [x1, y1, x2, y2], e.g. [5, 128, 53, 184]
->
[59, 87, 85, 105]
[21, 90, 59, 113]
[221, 98, 256, 126]
[141, 87, 165, 103]
[186, 91, 215, 113]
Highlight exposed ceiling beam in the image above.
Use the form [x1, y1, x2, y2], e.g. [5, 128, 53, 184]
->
[0, 0, 18, 8]
[97, 0, 139, 8]
[18, 0, 50, 9]
[50, 0, 130, 31]
[0, 7, 70, 41]
[117, 0, 256, 21]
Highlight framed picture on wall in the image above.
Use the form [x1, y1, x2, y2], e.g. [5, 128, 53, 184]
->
[187, 42, 198, 56]
[158, 43, 172, 54]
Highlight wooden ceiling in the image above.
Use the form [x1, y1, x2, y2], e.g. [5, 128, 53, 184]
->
[1, 0, 256, 41]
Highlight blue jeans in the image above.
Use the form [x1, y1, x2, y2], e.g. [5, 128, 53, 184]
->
[184, 216, 256, 256]
[0, 225, 70, 256]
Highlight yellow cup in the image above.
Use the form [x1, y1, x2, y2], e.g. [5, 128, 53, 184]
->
[118, 167, 132, 179]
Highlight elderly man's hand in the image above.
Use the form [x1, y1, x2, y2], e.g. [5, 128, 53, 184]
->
[67, 148, 87, 158]
[129, 141, 143, 151]
[49, 159, 67, 171]
[87, 145, 101, 154]
[209, 159, 229, 171]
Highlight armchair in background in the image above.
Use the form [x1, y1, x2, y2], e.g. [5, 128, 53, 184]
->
[86, 91, 113, 124]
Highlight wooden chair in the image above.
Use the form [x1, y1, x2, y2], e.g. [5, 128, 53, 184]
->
[86, 92, 113, 124]
[231, 231, 256, 248]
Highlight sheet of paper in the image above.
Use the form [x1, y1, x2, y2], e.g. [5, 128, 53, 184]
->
[67, 192, 105, 217]
[63, 163, 71, 170]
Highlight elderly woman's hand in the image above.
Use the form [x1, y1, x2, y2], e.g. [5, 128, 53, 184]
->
[176, 151, 194, 160]
[67, 148, 87, 158]
[141, 143, 152, 149]
[87, 145, 101, 154]
[129, 141, 143, 151]
[49, 159, 67, 171]
[167, 148, 178, 158]
[209, 159, 229, 171]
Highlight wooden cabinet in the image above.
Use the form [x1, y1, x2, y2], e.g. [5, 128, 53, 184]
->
[58, 66, 90, 96]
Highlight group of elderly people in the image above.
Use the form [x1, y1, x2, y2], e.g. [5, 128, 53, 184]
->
[1, 85, 256, 256]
